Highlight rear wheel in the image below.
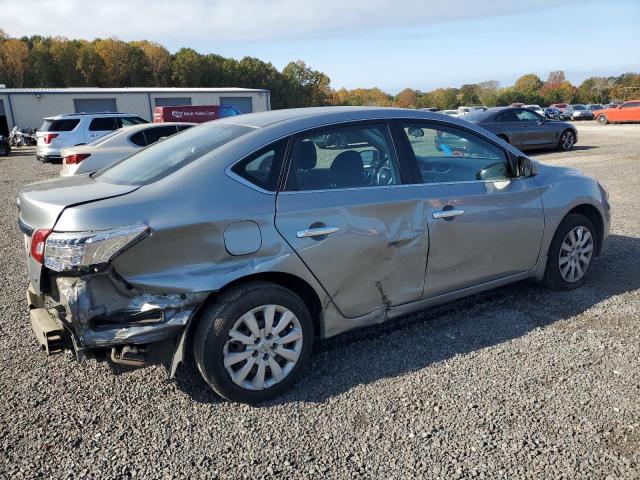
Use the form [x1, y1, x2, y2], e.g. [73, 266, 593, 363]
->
[597, 114, 608, 125]
[193, 282, 314, 403]
[557, 129, 575, 151]
[543, 214, 596, 290]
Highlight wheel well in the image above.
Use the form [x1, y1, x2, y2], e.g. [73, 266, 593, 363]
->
[215, 272, 323, 338]
[566, 204, 604, 256]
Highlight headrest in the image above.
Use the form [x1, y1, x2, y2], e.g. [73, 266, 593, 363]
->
[329, 150, 364, 188]
[291, 141, 317, 170]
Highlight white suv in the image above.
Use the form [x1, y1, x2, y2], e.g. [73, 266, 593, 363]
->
[36, 113, 147, 163]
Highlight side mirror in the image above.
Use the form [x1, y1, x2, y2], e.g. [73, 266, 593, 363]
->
[517, 156, 539, 178]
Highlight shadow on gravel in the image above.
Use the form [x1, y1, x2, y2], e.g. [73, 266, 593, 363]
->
[174, 234, 640, 405]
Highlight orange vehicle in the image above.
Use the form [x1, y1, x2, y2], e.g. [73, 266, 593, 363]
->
[595, 100, 640, 124]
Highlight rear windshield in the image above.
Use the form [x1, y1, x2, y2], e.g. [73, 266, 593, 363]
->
[87, 130, 121, 147]
[461, 109, 491, 121]
[40, 119, 80, 132]
[573, 105, 586, 110]
[95, 123, 252, 185]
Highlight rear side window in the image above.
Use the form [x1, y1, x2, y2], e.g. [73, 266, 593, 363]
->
[231, 139, 288, 191]
[40, 119, 80, 132]
[89, 117, 118, 131]
[496, 110, 519, 122]
[96, 123, 252, 185]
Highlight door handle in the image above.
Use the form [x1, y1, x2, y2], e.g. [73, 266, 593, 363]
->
[296, 226, 339, 238]
[432, 209, 464, 219]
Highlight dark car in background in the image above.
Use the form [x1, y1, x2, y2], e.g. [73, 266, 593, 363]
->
[462, 107, 577, 151]
[544, 107, 562, 120]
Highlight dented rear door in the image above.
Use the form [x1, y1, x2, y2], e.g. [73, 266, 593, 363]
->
[275, 186, 428, 318]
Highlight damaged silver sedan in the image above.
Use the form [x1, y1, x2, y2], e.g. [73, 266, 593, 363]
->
[18, 107, 611, 403]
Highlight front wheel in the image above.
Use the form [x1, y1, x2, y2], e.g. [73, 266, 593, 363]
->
[557, 129, 575, 151]
[543, 214, 596, 290]
[193, 282, 314, 403]
[597, 114, 608, 125]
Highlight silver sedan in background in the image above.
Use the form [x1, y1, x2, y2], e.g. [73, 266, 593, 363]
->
[18, 107, 610, 403]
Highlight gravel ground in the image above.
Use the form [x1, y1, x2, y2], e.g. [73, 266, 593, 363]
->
[1, 124, 639, 479]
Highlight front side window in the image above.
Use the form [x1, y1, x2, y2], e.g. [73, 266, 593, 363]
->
[96, 123, 252, 185]
[231, 139, 288, 191]
[401, 123, 511, 183]
[284, 124, 401, 191]
[89, 117, 118, 131]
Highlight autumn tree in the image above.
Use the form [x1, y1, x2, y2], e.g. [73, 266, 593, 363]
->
[132, 40, 171, 86]
[394, 88, 418, 108]
[282, 60, 331, 107]
[513, 74, 543, 103]
[76, 41, 105, 86]
[540, 81, 576, 104]
[458, 84, 481, 105]
[577, 76, 611, 103]
[50, 38, 80, 86]
[547, 71, 566, 84]
[430, 88, 459, 110]
[171, 47, 205, 87]
[95, 38, 133, 86]
[1, 39, 29, 86]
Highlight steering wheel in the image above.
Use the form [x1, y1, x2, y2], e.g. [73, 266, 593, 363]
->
[376, 166, 393, 185]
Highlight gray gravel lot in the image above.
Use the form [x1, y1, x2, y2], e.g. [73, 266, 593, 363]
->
[1, 123, 639, 479]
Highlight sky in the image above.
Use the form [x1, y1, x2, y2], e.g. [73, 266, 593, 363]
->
[2, 0, 639, 93]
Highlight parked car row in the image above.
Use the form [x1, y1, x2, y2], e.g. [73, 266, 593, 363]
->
[434, 101, 638, 123]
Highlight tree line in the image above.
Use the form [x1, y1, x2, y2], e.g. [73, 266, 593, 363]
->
[1, 30, 638, 110]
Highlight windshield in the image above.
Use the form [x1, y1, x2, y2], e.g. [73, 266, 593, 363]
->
[573, 105, 586, 110]
[95, 123, 253, 185]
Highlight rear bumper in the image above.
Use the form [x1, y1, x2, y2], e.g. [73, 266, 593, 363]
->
[26, 274, 206, 360]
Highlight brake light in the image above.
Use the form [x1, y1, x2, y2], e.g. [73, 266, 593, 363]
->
[64, 153, 90, 165]
[43, 133, 58, 144]
[31, 229, 52, 264]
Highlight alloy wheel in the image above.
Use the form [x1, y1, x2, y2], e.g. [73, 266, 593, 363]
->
[559, 226, 594, 282]
[561, 131, 575, 150]
[223, 304, 303, 391]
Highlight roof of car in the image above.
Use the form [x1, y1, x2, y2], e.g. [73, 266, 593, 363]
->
[44, 112, 144, 120]
[213, 106, 478, 129]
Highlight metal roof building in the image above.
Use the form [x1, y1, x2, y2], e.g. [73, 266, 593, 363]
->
[0, 87, 271, 135]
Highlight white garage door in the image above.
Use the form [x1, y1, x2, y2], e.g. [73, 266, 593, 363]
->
[220, 97, 253, 114]
[74, 98, 118, 113]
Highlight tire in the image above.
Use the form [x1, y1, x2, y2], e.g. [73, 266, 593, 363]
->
[193, 282, 314, 403]
[597, 114, 608, 125]
[543, 214, 597, 290]
[557, 129, 575, 151]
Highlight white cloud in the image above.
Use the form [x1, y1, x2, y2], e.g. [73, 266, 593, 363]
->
[3, 0, 587, 48]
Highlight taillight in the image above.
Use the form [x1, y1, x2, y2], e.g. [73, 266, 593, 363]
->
[43, 133, 59, 144]
[31, 229, 52, 264]
[64, 153, 90, 164]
